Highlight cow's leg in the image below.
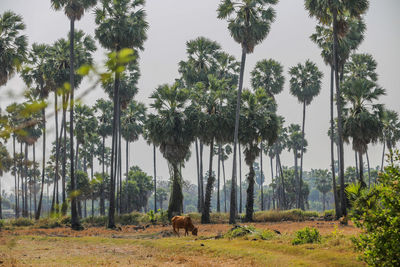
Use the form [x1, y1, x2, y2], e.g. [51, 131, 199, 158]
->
[173, 226, 179, 236]
[185, 229, 188, 236]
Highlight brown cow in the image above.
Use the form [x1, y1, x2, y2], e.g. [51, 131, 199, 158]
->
[171, 216, 198, 236]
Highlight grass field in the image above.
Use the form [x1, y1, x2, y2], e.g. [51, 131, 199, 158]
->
[0, 220, 365, 266]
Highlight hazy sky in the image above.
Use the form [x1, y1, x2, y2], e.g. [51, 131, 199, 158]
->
[1, 0, 399, 192]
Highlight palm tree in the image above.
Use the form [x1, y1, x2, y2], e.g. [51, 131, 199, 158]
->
[217, 0, 278, 224]
[289, 60, 322, 209]
[51, 0, 97, 230]
[0, 142, 12, 219]
[179, 37, 222, 213]
[146, 83, 195, 219]
[381, 110, 400, 168]
[310, 16, 366, 218]
[94, 99, 113, 215]
[251, 59, 285, 98]
[95, 0, 148, 229]
[239, 89, 278, 221]
[305, 0, 369, 217]
[0, 11, 27, 87]
[21, 43, 52, 219]
[251, 59, 284, 211]
[313, 169, 331, 211]
[286, 123, 308, 208]
[121, 100, 146, 213]
[195, 76, 234, 223]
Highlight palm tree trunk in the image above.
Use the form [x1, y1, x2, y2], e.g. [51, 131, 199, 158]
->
[13, 135, 19, 218]
[329, 66, 340, 218]
[108, 47, 121, 229]
[20, 142, 24, 217]
[217, 144, 221, 212]
[69, 17, 80, 230]
[239, 144, 242, 214]
[202, 140, 214, 223]
[118, 130, 122, 214]
[230, 46, 247, 224]
[355, 152, 359, 176]
[222, 157, 227, 213]
[381, 141, 385, 172]
[299, 101, 306, 210]
[322, 193, 326, 211]
[33, 143, 37, 215]
[260, 143, 264, 211]
[100, 136, 105, 215]
[270, 155, 275, 210]
[294, 150, 299, 209]
[36, 93, 46, 220]
[276, 152, 286, 210]
[153, 144, 157, 212]
[125, 139, 129, 213]
[195, 139, 200, 212]
[24, 143, 28, 217]
[245, 158, 256, 222]
[199, 141, 204, 212]
[332, 9, 347, 217]
[50, 92, 59, 214]
[167, 163, 183, 219]
[61, 93, 68, 215]
[366, 149, 371, 188]
[358, 151, 365, 187]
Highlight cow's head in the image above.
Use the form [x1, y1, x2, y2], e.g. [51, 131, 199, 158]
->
[192, 227, 198, 236]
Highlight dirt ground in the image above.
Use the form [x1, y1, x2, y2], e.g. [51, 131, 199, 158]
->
[0, 221, 363, 267]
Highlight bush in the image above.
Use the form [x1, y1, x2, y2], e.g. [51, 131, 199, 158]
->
[0, 219, 4, 229]
[82, 216, 107, 227]
[10, 217, 34, 227]
[224, 225, 275, 240]
[117, 212, 142, 225]
[292, 227, 321, 245]
[37, 218, 62, 229]
[155, 209, 168, 224]
[323, 209, 335, 218]
[254, 209, 318, 222]
[348, 151, 400, 266]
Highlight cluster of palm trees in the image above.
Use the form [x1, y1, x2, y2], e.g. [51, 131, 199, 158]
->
[1, 0, 400, 226]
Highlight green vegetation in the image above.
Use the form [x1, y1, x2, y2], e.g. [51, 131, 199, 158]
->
[349, 151, 400, 266]
[292, 227, 321, 245]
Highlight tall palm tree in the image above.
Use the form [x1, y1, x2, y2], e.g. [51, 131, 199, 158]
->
[217, 0, 278, 224]
[21, 43, 52, 220]
[310, 16, 366, 218]
[0, 11, 27, 87]
[342, 82, 384, 186]
[95, 0, 148, 229]
[121, 100, 146, 213]
[0, 142, 12, 219]
[94, 99, 113, 215]
[286, 123, 308, 208]
[146, 83, 195, 219]
[195, 76, 234, 223]
[305, 0, 369, 217]
[239, 89, 278, 221]
[179, 37, 222, 212]
[313, 169, 331, 211]
[380, 110, 400, 168]
[51, 0, 97, 230]
[251, 58, 284, 211]
[289, 60, 322, 209]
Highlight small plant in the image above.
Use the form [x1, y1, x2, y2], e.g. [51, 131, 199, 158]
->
[11, 217, 34, 227]
[225, 225, 257, 239]
[37, 218, 62, 229]
[258, 230, 275, 240]
[292, 227, 321, 245]
[147, 210, 155, 223]
[156, 209, 168, 224]
[0, 219, 4, 229]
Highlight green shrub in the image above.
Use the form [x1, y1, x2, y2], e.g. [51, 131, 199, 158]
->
[37, 218, 62, 229]
[323, 209, 335, 217]
[10, 217, 34, 227]
[117, 212, 141, 225]
[292, 227, 321, 245]
[0, 219, 4, 229]
[155, 209, 168, 224]
[348, 150, 400, 267]
[82, 216, 107, 227]
[60, 216, 71, 225]
[225, 225, 257, 239]
[254, 209, 318, 222]
[258, 229, 275, 240]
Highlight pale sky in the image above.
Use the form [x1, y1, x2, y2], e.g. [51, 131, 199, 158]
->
[1, 0, 399, 192]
